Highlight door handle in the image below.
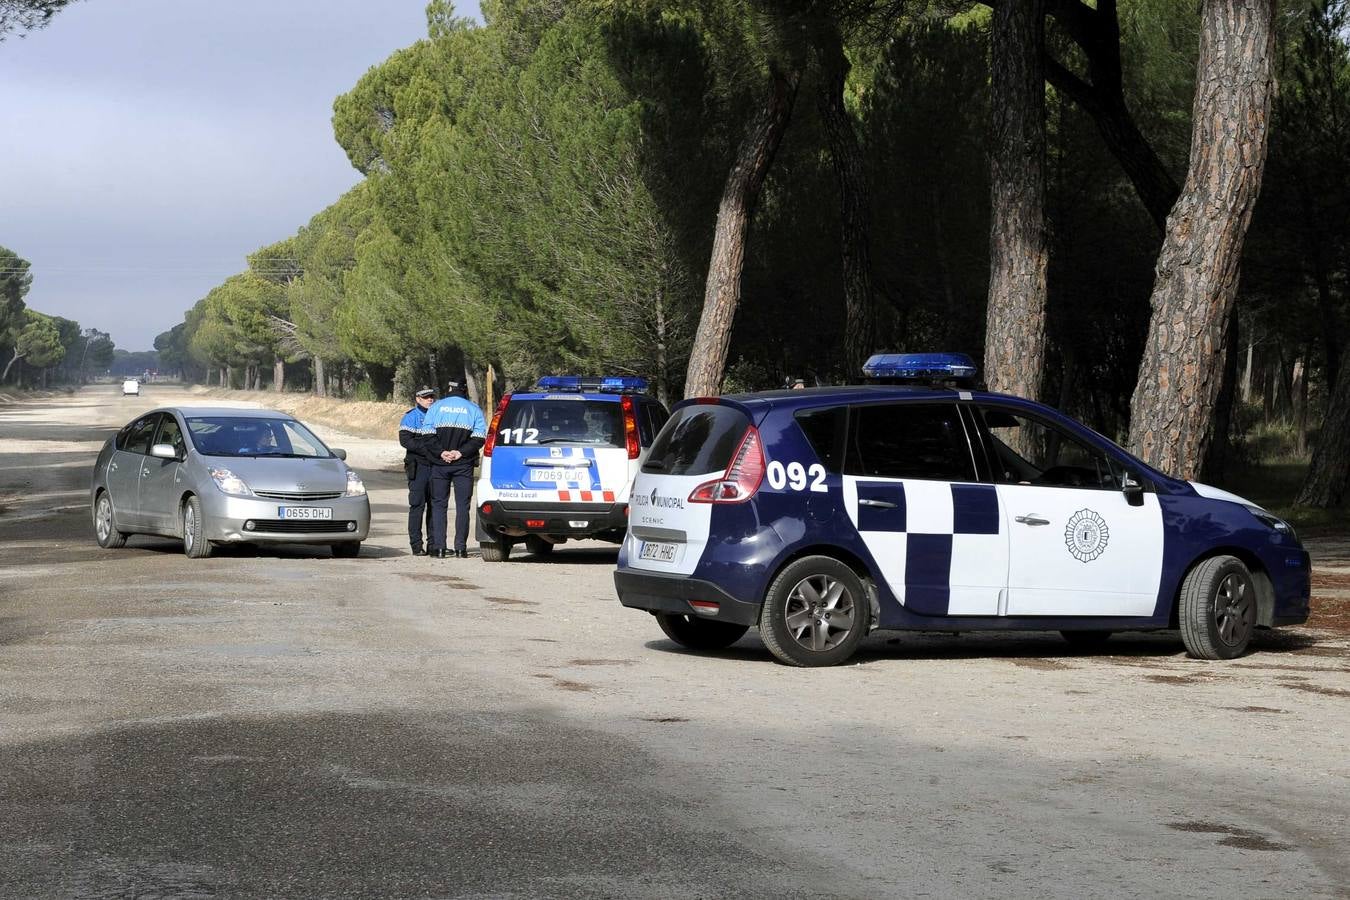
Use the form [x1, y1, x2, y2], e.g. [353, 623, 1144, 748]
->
[858, 498, 898, 509]
[1015, 514, 1050, 526]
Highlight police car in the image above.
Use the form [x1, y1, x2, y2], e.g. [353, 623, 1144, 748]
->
[475, 376, 669, 561]
[614, 353, 1310, 666]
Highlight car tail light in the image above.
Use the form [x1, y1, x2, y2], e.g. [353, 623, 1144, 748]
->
[689, 426, 764, 504]
[526, 519, 546, 529]
[620, 395, 640, 459]
[482, 393, 511, 457]
[689, 600, 720, 615]
[481, 503, 493, 516]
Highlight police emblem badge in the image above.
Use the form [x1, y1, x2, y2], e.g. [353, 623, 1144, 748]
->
[1065, 508, 1109, 563]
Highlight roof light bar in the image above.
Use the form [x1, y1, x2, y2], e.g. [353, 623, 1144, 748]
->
[862, 352, 978, 385]
[535, 375, 650, 394]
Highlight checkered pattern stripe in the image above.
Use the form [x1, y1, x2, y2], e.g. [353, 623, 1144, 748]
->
[844, 478, 1005, 616]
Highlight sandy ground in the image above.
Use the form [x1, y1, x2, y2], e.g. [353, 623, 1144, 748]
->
[0, 385, 1347, 899]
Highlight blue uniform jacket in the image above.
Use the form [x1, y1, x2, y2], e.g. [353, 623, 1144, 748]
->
[399, 407, 435, 466]
[419, 396, 488, 471]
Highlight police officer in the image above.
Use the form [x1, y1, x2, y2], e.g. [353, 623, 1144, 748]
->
[419, 380, 487, 558]
[399, 386, 437, 555]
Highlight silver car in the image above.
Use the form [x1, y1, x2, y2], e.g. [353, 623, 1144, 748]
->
[91, 406, 370, 558]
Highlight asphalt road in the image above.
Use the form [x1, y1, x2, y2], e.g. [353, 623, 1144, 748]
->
[1, 385, 1347, 899]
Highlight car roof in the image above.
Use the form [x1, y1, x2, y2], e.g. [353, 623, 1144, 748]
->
[149, 406, 296, 419]
[508, 392, 634, 403]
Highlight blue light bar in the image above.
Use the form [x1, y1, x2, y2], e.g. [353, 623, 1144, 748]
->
[535, 375, 650, 394]
[862, 352, 978, 382]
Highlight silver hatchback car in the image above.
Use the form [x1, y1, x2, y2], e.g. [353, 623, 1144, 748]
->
[91, 406, 371, 558]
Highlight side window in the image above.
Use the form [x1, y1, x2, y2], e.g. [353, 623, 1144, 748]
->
[123, 415, 161, 456]
[845, 403, 977, 482]
[644, 403, 670, 446]
[978, 408, 1120, 490]
[794, 406, 846, 472]
[154, 415, 185, 457]
[635, 401, 654, 446]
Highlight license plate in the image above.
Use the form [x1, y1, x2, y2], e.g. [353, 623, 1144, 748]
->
[530, 468, 582, 483]
[639, 540, 678, 562]
[278, 507, 333, 520]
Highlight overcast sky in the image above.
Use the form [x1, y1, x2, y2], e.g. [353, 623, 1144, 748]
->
[1, 0, 482, 351]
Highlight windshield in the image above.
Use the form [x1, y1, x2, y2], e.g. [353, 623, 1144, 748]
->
[185, 416, 331, 458]
[496, 399, 625, 448]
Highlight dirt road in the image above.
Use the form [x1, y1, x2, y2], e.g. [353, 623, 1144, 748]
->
[1, 386, 1347, 898]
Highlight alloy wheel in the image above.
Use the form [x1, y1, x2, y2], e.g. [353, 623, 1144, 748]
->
[782, 573, 857, 652]
[1215, 573, 1254, 647]
[95, 495, 112, 542]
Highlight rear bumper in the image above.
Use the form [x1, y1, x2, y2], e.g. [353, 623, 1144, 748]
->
[613, 568, 762, 627]
[478, 499, 627, 539]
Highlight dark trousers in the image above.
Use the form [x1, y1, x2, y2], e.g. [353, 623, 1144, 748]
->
[430, 467, 473, 552]
[407, 461, 433, 550]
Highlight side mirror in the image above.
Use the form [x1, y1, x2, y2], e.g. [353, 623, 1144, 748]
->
[331, 448, 348, 461]
[1122, 472, 1145, 507]
[150, 443, 179, 460]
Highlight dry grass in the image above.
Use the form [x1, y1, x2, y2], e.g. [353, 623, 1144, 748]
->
[189, 387, 408, 440]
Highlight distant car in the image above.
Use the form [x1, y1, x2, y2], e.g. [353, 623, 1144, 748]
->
[614, 353, 1310, 666]
[121, 379, 140, 396]
[475, 376, 669, 561]
[91, 406, 370, 558]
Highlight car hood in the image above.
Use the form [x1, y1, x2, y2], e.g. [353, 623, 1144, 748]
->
[1189, 481, 1261, 511]
[201, 455, 348, 493]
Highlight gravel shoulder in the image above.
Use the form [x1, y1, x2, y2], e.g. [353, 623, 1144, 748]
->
[0, 385, 1346, 898]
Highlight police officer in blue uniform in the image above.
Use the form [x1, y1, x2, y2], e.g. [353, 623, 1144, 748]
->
[399, 386, 437, 555]
[419, 380, 487, 558]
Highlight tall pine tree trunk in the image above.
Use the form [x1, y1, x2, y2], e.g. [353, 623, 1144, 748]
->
[984, 0, 1049, 400]
[313, 357, 326, 397]
[1127, 0, 1276, 479]
[814, 20, 875, 376]
[684, 66, 800, 398]
[1296, 348, 1350, 507]
[273, 359, 285, 392]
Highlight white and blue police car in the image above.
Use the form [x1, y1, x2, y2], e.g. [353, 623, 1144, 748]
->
[614, 353, 1310, 666]
[475, 376, 669, 561]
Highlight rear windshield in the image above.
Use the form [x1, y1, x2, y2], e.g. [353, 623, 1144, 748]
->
[186, 416, 331, 458]
[642, 403, 750, 476]
[497, 398, 624, 448]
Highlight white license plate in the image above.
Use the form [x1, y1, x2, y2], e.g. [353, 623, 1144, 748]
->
[278, 507, 333, 520]
[639, 540, 678, 562]
[530, 468, 583, 483]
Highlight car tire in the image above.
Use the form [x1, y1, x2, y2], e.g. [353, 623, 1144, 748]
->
[654, 613, 748, 651]
[1060, 630, 1112, 648]
[181, 495, 212, 559]
[759, 556, 871, 667]
[92, 491, 129, 549]
[332, 542, 361, 558]
[1179, 555, 1257, 660]
[525, 536, 554, 557]
[479, 537, 511, 562]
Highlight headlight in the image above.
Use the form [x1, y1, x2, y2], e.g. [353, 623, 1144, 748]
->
[344, 469, 366, 497]
[1246, 505, 1296, 542]
[209, 467, 254, 497]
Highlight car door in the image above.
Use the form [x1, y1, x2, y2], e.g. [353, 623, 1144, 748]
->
[840, 402, 1006, 617]
[107, 413, 159, 527]
[139, 412, 186, 532]
[974, 405, 1163, 617]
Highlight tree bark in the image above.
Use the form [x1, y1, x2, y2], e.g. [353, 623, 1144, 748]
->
[1126, 0, 1276, 479]
[1296, 348, 1350, 507]
[684, 66, 800, 398]
[1, 349, 21, 383]
[984, 0, 1049, 400]
[813, 20, 876, 377]
[273, 359, 285, 392]
[313, 357, 326, 397]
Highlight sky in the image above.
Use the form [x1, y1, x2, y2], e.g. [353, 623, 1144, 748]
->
[1, 0, 482, 352]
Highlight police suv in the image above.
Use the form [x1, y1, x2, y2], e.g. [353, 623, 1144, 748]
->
[476, 376, 669, 561]
[614, 354, 1310, 666]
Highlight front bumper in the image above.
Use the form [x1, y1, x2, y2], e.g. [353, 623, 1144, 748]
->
[199, 493, 371, 543]
[478, 499, 627, 540]
[614, 568, 762, 627]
